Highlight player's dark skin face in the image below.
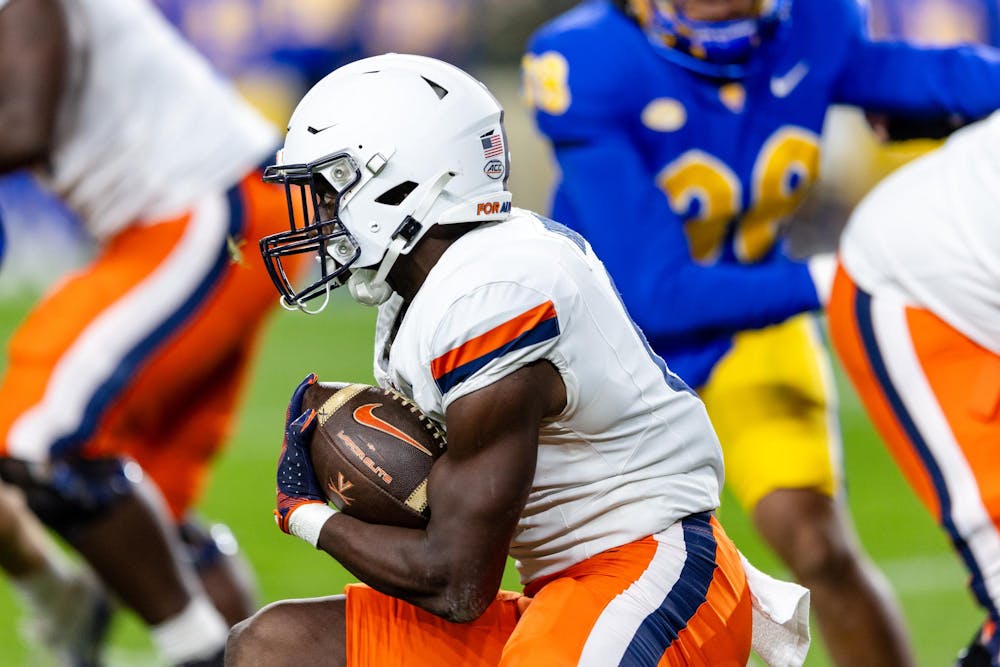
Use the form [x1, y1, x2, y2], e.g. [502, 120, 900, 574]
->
[313, 180, 339, 230]
[673, 0, 756, 21]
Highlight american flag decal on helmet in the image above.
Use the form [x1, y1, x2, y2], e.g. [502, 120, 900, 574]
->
[480, 131, 503, 158]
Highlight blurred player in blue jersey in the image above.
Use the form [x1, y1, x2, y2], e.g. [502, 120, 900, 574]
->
[524, 0, 1000, 664]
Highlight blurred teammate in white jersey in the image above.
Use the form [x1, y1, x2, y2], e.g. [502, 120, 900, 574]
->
[226, 53, 810, 667]
[828, 111, 1000, 666]
[0, 0, 303, 664]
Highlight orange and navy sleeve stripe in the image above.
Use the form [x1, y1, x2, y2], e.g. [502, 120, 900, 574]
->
[431, 301, 559, 394]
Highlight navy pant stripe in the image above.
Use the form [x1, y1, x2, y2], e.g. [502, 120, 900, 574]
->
[51, 186, 245, 457]
[853, 288, 995, 617]
[617, 513, 717, 666]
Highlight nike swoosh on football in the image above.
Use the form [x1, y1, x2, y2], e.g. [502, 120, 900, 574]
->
[353, 403, 433, 456]
[770, 61, 809, 98]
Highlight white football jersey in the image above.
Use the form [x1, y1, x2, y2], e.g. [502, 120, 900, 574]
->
[841, 111, 1000, 354]
[374, 209, 724, 583]
[42, 0, 278, 238]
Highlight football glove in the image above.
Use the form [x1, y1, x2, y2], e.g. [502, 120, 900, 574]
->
[275, 373, 336, 546]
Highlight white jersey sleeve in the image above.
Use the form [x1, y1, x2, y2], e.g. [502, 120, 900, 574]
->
[0, 1, 10, 12]
[429, 282, 563, 411]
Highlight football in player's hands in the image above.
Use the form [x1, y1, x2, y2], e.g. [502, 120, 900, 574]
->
[302, 382, 447, 529]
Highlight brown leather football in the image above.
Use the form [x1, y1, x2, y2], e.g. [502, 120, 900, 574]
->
[302, 381, 446, 528]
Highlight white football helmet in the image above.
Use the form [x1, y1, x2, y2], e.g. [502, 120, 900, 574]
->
[260, 53, 513, 309]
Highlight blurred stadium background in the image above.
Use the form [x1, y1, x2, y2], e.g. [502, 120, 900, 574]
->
[0, 0, 995, 664]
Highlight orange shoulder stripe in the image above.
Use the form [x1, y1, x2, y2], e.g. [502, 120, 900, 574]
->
[431, 301, 558, 381]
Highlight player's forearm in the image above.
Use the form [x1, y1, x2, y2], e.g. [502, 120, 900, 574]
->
[835, 40, 1000, 120]
[612, 252, 820, 341]
[316, 512, 503, 623]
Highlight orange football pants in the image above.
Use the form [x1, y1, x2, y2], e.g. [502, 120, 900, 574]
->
[829, 262, 1000, 623]
[345, 513, 752, 666]
[0, 173, 297, 519]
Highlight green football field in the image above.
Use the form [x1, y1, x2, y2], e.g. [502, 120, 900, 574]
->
[0, 292, 981, 666]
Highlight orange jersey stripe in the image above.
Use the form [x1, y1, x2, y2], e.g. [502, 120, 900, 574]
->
[430, 300, 557, 381]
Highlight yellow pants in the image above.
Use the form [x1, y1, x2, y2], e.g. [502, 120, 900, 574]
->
[701, 313, 841, 510]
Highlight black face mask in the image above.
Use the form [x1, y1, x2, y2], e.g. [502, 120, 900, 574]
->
[259, 153, 363, 307]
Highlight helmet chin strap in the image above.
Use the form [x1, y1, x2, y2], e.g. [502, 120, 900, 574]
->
[349, 170, 455, 306]
[347, 269, 393, 306]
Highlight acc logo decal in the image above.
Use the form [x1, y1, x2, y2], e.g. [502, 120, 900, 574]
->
[483, 159, 505, 180]
[353, 404, 433, 456]
[327, 472, 354, 506]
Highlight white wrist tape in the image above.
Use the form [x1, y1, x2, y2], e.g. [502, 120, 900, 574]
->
[289, 503, 338, 548]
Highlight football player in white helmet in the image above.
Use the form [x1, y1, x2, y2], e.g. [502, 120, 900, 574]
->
[229, 54, 811, 667]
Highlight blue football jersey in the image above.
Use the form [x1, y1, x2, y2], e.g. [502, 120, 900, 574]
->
[525, 0, 1000, 386]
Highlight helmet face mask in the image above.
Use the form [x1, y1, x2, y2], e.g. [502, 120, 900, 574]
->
[260, 152, 363, 307]
[629, 0, 792, 79]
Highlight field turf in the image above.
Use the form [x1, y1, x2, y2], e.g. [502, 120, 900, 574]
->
[0, 291, 980, 666]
